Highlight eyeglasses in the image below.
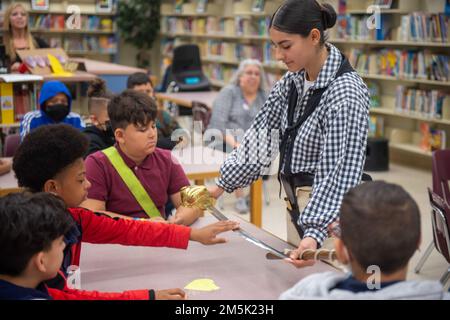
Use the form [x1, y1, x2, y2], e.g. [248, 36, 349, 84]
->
[243, 71, 260, 77]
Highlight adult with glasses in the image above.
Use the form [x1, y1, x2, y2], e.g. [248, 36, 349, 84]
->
[207, 59, 269, 214]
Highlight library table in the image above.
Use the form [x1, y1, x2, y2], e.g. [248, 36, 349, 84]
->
[80, 214, 337, 300]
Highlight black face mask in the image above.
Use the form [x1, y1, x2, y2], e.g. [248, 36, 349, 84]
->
[44, 103, 70, 122]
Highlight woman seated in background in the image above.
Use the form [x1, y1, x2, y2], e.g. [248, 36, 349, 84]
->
[2, 3, 49, 73]
[207, 59, 269, 214]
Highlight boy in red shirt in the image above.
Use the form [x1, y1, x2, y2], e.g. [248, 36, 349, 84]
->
[12, 124, 238, 300]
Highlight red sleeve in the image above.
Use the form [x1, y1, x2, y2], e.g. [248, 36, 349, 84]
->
[48, 287, 150, 300]
[69, 208, 191, 249]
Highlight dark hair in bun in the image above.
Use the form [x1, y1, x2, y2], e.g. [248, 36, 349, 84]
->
[87, 78, 115, 99]
[269, 0, 337, 46]
[321, 3, 337, 30]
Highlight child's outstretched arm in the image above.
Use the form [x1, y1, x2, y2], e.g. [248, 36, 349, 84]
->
[190, 220, 239, 245]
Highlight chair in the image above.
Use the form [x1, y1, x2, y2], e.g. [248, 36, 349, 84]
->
[415, 149, 450, 274]
[427, 189, 450, 285]
[3, 133, 20, 157]
[170, 44, 211, 92]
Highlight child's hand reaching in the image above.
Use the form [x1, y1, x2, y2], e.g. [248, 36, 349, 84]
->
[155, 288, 187, 300]
[190, 220, 239, 245]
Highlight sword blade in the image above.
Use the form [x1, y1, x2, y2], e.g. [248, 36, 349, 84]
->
[207, 206, 290, 259]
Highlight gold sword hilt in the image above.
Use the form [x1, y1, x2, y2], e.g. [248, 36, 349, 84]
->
[180, 185, 216, 210]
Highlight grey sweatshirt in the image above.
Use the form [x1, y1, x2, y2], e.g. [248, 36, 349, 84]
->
[279, 271, 450, 300]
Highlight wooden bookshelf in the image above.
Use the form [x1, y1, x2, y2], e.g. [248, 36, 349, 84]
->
[159, 0, 450, 167]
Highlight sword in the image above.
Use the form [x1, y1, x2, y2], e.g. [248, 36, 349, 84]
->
[180, 186, 290, 259]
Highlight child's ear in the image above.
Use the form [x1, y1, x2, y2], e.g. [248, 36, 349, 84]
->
[89, 115, 98, 125]
[34, 252, 47, 273]
[334, 238, 350, 265]
[43, 179, 59, 194]
[114, 128, 124, 144]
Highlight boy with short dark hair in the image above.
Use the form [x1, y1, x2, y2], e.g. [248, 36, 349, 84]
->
[0, 192, 74, 300]
[280, 181, 450, 300]
[127, 72, 182, 150]
[12, 124, 238, 300]
[82, 90, 197, 224]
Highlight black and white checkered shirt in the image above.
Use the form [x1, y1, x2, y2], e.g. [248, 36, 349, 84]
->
[217, 44, 370, 245]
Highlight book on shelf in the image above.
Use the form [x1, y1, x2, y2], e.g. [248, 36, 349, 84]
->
[0, 82, 14, 124]
[196, 0, 208, 13]
[367, 82, 381, 108]
[374, 0, 392, 9]
[338, 0, 347, 15]
[174, 0, 184, 14]
[368, 115, 385, 138]
[251, 0, 265, 12]
[13, 83, 32, 122]
[420, 122, 446, 151]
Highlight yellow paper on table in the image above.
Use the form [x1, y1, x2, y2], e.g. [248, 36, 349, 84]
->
[48, 54, 73, 77]
[184, 279, 220, 292]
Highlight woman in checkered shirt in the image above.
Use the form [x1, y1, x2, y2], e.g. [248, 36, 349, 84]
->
[209, 0, 370, 268]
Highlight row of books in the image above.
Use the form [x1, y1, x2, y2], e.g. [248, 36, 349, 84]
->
[206, 40, 264, 63]
[398, 13, 449, 43]
[348, 48, 450, 81]
[335, 14, 393, 41]
[395, 86, 449, 120]
[45, 36, 117, 54]
[204, 63, 237, 83]
[338, 0, 396, 14]
[235, 16, 270, 37]
[29, 15, 115, 32]
[161, 16, 269, 37]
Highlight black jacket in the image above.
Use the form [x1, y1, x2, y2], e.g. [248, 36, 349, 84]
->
[83, 125, 115, 157]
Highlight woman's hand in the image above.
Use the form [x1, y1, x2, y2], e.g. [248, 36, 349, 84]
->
[285, 237, 318, 268]
[10, 62, 21, 73]
[207, 185, 224, 199]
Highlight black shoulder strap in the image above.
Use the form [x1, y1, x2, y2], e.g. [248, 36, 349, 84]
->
[279, 53, 354, 176]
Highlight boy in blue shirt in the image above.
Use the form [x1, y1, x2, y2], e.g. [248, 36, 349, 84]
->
[280, 181, 450, 300]
[0, 192, 74, 300]
[20, 80, 85, 140]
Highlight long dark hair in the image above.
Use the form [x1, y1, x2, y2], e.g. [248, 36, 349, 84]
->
[269, 0, 337, 46]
